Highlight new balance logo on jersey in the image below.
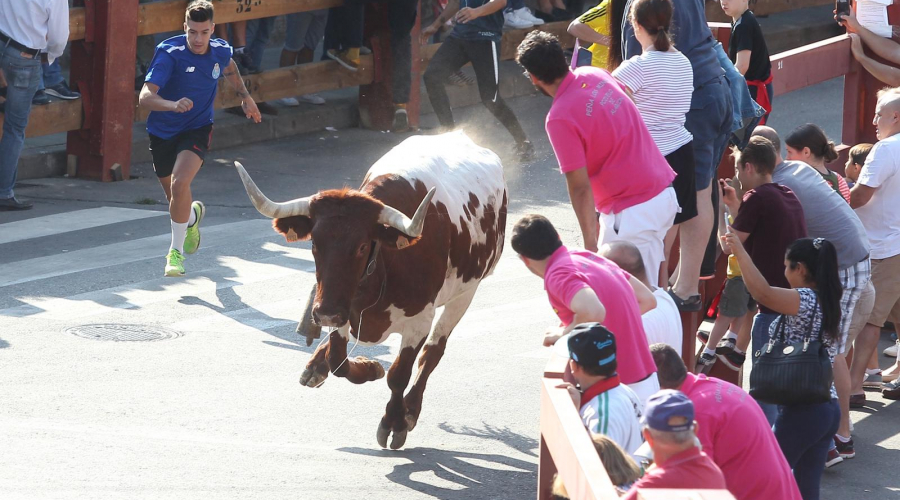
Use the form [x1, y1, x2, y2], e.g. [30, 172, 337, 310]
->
[185, 67, 195, 73]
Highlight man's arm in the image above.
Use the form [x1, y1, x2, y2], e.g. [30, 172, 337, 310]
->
[46, 0, 70, 63]
[222, 59, 262, 123]
[139, 82, 192, 113]
[842, 13, 900, 66]
[848, 34, 900, 86]
[849, 182, 876, 208]
[562, 288, 607, 334]
[458, 0, 507, 23]
[422, 0, 461, 41]
[627, 275, 656, 314]
[564, 168, 601, 252]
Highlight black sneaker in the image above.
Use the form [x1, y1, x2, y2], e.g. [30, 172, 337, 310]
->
[696, 330, 710, 344]
[695, 352, 716, 374]
[44, 82, 81, 100]
[833, 435, 855, 459]
[716, 337, 737, 355]
[516, 141, 535, 162]
[32, 89, 51, 105]
[717, 351, 745, 371]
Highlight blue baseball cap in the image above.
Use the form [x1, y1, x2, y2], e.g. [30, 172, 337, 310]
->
[641, 390, 695, 432]
[567, 323, 617, 376]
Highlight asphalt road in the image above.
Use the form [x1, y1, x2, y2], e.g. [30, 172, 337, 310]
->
[1, 82, 897, 499]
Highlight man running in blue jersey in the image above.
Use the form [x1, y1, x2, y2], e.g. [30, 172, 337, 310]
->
[139, 0, 261, 277]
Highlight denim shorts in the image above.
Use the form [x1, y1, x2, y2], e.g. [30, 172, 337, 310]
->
[684, 75, 733, 191]
[284, 10, 328, 52]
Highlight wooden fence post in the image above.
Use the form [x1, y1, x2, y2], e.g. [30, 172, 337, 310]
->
[66, 0, 138, 181]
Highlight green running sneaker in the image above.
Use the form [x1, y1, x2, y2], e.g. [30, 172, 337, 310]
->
[183, 201, 205, 255]
[164, 248, 185, 277]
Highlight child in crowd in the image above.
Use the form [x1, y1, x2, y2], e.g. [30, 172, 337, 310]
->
[567, 0, 611, 68]
[551, 433, 643, 498]
[785, 124, 852, 202]
[611, 0, 697, 287]
[845, 143, 873, 188]
[560, 323, 644, 460]
[696, 184, 754, 373]
[721, 0, 773, 123]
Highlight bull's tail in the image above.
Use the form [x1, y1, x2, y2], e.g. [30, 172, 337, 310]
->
[296, 283, 322, 346]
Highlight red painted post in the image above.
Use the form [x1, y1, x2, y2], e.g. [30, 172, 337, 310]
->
[66, 0, 138, 181]
[359, 1, 422, 131]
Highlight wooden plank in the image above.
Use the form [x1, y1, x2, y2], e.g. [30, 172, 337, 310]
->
[69, 0, 343, 41]
[771, 35, 851, 97]
[134, 56, 374, 121]
[705, 0, 832, 23]
[0, 100, 83, 139]
[540, 379, 619, 500]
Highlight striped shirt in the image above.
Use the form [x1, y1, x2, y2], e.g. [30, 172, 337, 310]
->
[576, 0, 611, 69]
[580, 379, 644, 459]
[612, 50, 693, 156]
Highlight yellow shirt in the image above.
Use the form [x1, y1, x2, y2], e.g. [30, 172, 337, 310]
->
[726, 214, 742, 279]
[577, 0, 610, 69]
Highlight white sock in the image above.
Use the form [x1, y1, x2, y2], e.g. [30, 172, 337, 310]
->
[170, 220, 188, 254]
[234, 46, 245, 54]
[734, 346, 745, 355]
[702, 347, 716, 357]
[725, 330, 738, 341]
[188, 207, 197, 227]
[835, 433, 851, 443]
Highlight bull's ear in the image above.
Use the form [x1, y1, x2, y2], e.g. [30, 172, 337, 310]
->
[375, 225, 421, 250]
[273, 216, 313, 243]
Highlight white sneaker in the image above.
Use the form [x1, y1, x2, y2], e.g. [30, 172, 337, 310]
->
[298, 93, 325, 105]
[276, 97, 300, 107]
[516, 7, 545, 25]
[504, 10, 533, 29]
[885, 340, 899, 358]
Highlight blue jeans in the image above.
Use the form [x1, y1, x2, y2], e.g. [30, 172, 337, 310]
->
[0, 45, 42, 199]
[244, 17, 276, 71]
[683, 74, 732, 190]
[714, 42, 765, 149]
[751, 311, 780, 424]
[39, 59, 65, 90]
[774, 399, 840, 500]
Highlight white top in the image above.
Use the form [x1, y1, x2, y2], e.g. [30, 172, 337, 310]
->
[642, 288, 683, 356]
[855, 134, 900, 259]
[611, 50, 694, 156]
[0, 0, 69, 63]
[580, 383, 644, 460]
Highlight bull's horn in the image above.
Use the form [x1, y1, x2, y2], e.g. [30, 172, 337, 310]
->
[234, 161, 311, 218]
[377, 187, 436, 238]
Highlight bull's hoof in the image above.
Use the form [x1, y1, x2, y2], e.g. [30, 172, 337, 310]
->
[376, 424, 391, 449]
[299, 367, 328, 388]
[390, 430, 408, 450]
[405, 412, 419, 432]
[366, 359, 386, 381]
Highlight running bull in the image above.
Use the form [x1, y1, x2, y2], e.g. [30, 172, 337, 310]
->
[234, 132, 507, 449]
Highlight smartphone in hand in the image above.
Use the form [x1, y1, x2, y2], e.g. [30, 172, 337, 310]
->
[836, 0, 851, 20]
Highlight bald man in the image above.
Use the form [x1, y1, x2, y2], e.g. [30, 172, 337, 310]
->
[602, 241, 683, 355]
[751, 125, 872, 454]
[850, 88, 900, 403]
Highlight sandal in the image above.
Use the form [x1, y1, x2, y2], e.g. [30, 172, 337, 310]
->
[667, 288, 702, 312]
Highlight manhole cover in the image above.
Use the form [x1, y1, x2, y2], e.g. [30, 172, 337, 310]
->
[65, 324, 182, 342]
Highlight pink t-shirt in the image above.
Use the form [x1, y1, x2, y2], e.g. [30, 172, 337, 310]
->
[544, 246, 656, 384]
[545, 67, 675, 214]
[622, 447, 726, 500]
[680, 373, 802, 500]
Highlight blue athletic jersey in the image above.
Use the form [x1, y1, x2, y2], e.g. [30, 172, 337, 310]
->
[145, 35, 233, 139]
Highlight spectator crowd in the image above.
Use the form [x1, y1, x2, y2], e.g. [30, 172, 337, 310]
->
[1, 1, 900, 499]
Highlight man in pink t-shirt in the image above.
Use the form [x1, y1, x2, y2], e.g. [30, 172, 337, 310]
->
[516, 31, 677, 287]
[649, 344, 803, 500]
[511, 214, 660, 403]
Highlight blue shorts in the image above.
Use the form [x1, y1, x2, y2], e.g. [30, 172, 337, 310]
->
[684, 75, 732, 191]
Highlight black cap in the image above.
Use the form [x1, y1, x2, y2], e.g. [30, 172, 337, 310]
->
[567, 323, 617, 376]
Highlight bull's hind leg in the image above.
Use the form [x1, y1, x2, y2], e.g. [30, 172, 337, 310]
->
[376, 313, 434, 450]
[404, 287, 478, 432]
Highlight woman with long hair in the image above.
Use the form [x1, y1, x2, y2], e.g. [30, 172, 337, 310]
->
[785, 123, 852, 203]
[550, 433, 643, 498]
[722, 233, 842, 500]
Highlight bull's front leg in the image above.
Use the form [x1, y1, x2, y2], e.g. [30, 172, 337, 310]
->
[299, 335, 331, 388]
[325, 328, 386, 384]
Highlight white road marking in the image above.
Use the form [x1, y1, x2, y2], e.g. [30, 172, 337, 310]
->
[0, 207, 167, 245]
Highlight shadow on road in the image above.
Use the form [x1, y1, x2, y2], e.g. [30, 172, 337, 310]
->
[338, 445, 536, 499]
[438, 421, 538, 458]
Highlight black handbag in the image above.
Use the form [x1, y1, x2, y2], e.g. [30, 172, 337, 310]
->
[749, 295, 834, 406]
